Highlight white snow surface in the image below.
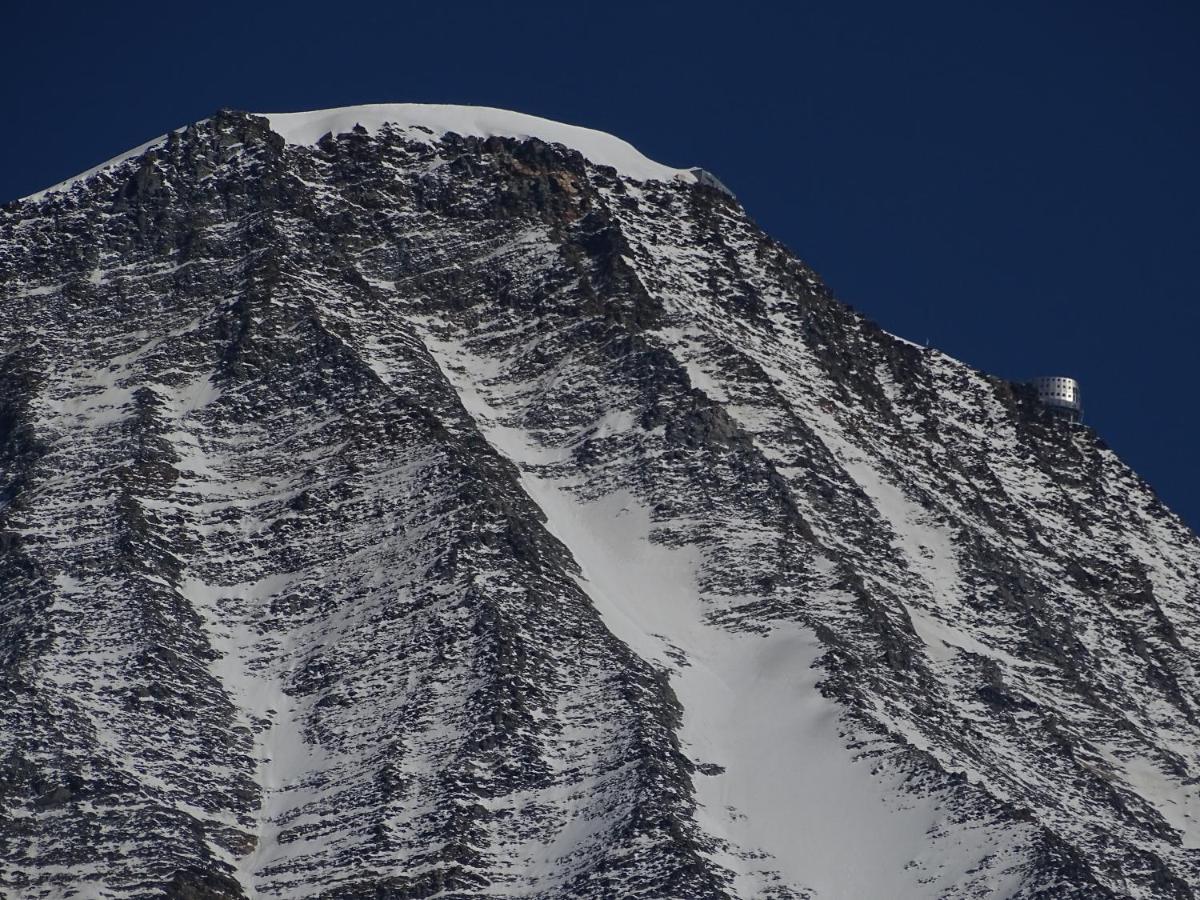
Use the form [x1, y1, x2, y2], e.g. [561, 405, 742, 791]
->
[260, 104, 696, 184]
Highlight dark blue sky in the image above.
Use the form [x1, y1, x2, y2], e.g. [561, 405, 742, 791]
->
[3, 1, 1197, 528]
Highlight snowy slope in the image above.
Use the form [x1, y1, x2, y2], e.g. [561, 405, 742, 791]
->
[418, 329, 1032, 899]
[2, 106, 1199, 899]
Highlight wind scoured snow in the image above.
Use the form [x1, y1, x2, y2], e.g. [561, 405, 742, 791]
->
[260, 103, 697, 184]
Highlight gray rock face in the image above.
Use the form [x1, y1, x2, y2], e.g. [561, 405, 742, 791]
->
[1, 108, 1199, 899]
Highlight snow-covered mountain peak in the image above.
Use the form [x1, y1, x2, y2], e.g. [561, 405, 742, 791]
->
[259, 103, 699, 184]
[3, 107, 1199, 900]
[16, 103, 703, 204]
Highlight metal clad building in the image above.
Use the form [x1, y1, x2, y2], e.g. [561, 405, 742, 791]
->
[1033, 376, 1082, 421]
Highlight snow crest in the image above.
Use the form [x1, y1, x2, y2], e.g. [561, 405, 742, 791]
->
[260, 103, 696, 184]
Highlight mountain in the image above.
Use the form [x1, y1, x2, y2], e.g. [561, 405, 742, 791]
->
[2, 104, 1199, 900]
